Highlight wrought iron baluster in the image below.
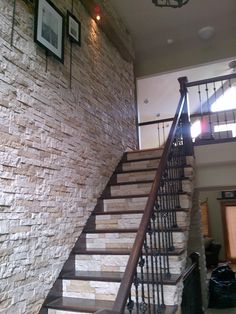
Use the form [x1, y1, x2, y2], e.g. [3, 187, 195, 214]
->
[205, 83, 213, 137]
[148, 222, 156, 310]
[138, 252, 146, 313]
[127, 292, 134, 313]
[213, 82, 221, 139]
[157, 123, 161, 148]
[144, 237, 151, 312]
[134, 271, 140, 313]
[221, 80, 230, 138]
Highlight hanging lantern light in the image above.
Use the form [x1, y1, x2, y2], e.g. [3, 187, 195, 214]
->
[152, 0, 190, 8]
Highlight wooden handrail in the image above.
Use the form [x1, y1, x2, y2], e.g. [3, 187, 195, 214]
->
[186, 72, 236, 87]
[110, 94, 186, 313]
[138, 117, 173, 127]
[138, 105, 236, 129]
[182, 252, 200, 281]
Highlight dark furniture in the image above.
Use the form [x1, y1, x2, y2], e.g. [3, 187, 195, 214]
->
[204, 237, 221, 268]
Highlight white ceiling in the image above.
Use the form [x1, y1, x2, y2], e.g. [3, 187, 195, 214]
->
[109, 0, 236, 77]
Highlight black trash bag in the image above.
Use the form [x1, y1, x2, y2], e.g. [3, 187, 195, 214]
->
[211, 265, 235, 281]
[208, 265, 236, 308]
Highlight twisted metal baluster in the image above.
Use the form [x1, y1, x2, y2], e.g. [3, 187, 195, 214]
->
[127, 292, 134, 313]
[138, 252, 147, 313]
[134, 271, 140, 313]
[144, 237, 151, 312]
[148, 222, 156, 310]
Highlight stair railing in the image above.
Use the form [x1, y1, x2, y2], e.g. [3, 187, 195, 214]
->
[181, 252, 204, 314]
[96, 77, 193, 314]
[139, 72, 236, 148]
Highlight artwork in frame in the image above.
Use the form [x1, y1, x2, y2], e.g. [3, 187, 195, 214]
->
[221, 191, 236, 199]
[34, 0, 64, 63]
[67, 11, 81, 46]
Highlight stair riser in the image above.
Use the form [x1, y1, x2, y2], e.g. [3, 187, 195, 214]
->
[102, 194, 191, 213]
[116, 167, 193, 184]
[110, 183, 151, 197]
[126, 149, 163, 161]
[94, 211, 190, 230]
[103, 197, 148, 212]
[75, 254, 187, 275]
[116, 170, 156, 183]
[122, 159, 160, 172]
[83, 231, 187, 250]
[109, 180, 192, 197]
[62, 280, 182, 305]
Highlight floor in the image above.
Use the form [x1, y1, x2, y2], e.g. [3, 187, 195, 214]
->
[206, 309, 236, 313]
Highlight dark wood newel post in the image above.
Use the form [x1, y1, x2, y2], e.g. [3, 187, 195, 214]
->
[178, 76, 194, 156]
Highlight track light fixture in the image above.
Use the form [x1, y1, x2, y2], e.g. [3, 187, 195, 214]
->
[152, 0, 190, 8]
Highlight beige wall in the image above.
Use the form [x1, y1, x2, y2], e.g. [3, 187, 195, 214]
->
[195, 142, 236, 261]
[199, 190, 226, 260]
[195, 142, 236, 189]
[0, 1, 137, 313]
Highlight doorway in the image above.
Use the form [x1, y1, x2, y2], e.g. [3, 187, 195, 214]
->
[222, 202, 236, 263]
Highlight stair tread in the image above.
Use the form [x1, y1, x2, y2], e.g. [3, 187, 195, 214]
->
[83, 227, 185, 233]
[73, 247, 185, 256]
[109, 177, 191, 186]
[93, 208, 188, 216]
[60, 270, 181, 285]
[121, 156, 161, 163]
[93, 209, 145, 215]
[127, 147, 163, 154]
[46, 296, 177, 313]
[101, 191, 190, 200]
[115, 164, 192, 174]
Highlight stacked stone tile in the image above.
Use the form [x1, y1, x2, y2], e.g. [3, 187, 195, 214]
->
[0, 0, 137, 313]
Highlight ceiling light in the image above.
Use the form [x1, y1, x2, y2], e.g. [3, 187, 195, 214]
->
[167, 38, 174, 45]
[198, 26, 215, 40]
[152, 0, 190, 8]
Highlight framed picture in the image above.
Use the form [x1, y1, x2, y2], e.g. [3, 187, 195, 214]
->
[34, 0, 64, 63]
[221, 191, 236, 199]
[67, 11, 81, 46]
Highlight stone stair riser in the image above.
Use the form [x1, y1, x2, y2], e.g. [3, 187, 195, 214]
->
[116, 171, 156, 183]
[122, 159, 160, 172]
[126, 149, 163, 161]
[102, 194, 191, 212]
[110, 183, 152, 197]
[62, 280, 182, 305]
[83, 232, 187, 250]
[116, 167, 193, 184]
[109, 180, 192, 197]
[103, 197, 148, 212]
[75, 254, 187, 275]
[94, 211, 190, 229]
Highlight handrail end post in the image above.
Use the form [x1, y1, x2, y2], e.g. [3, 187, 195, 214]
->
[189, 252, 200, 265]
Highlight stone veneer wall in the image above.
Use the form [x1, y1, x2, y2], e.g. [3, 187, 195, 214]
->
[0, 0, 137, 313]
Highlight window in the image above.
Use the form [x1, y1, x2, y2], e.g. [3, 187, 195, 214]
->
[211, 86, 236, 112]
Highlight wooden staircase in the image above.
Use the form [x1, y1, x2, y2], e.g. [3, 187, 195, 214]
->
[41, 147, 194, 314]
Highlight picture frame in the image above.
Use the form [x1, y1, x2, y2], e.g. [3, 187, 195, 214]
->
[67, 11, 81, 46]
[34, 0, 64, 63]
[221, 191, 236, 199]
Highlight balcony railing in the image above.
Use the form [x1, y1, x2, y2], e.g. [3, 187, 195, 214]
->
[139, 73, 236, 149]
